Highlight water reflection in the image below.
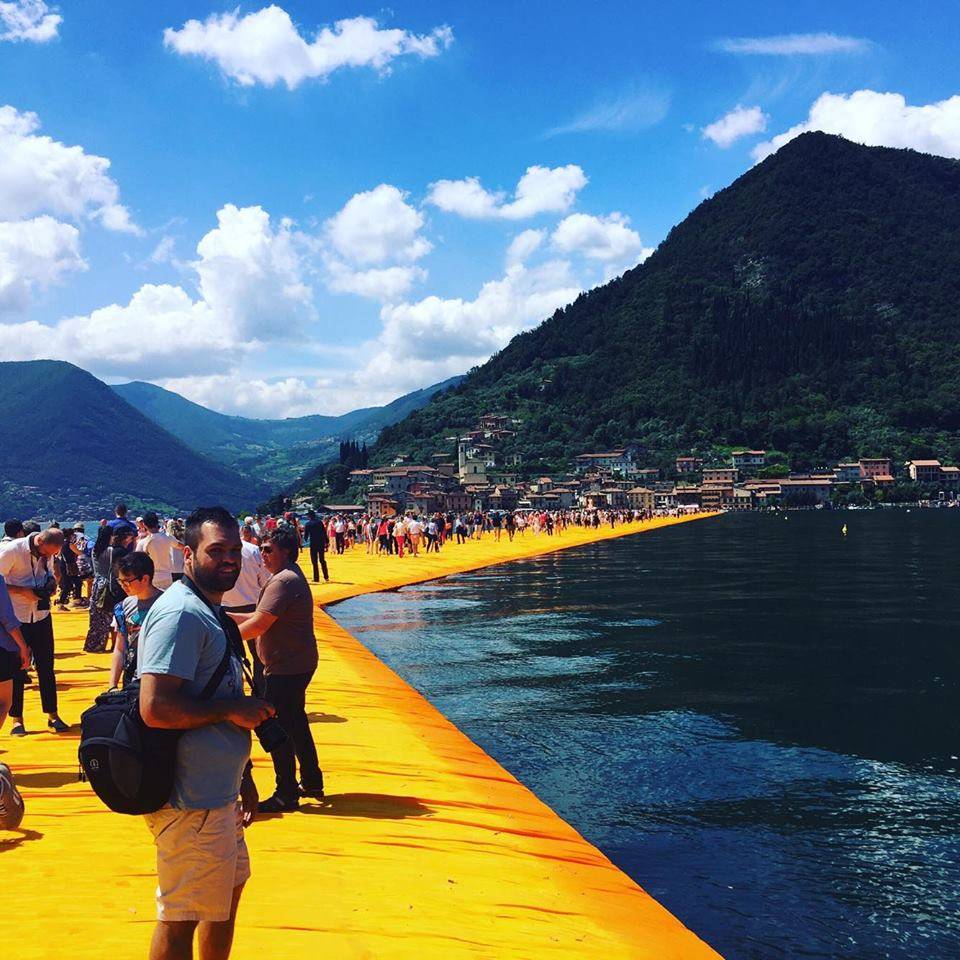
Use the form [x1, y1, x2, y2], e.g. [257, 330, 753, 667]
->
[332, 512, 960, 959]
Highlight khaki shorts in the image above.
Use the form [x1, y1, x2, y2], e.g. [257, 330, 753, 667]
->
[144, 803, 251, 922]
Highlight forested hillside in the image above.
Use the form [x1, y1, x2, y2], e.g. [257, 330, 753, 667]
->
[0, 361, 268, 517]
[115, 375, 463, 487]
[373, 133, 960, 474]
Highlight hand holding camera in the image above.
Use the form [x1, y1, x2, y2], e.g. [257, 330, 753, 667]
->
[227, 697, 288, 753]
[32, 575, 57, 611]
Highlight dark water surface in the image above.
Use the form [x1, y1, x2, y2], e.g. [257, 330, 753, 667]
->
[330, 512, 960, 959]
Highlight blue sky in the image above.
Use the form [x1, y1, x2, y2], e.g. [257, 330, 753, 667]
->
[1, 1, 958, 416]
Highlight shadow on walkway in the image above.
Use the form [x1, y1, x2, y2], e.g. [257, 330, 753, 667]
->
[0, 828, 43, 852]
[300, 792, 432, 820]
[306, 711, 348, 724]
[15, 770, 78, 788]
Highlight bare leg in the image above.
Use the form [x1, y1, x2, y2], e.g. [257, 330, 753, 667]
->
[198, 883, 245, 960]
[150, 920, 197, 960]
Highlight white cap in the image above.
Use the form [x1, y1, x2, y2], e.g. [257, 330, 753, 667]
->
[244, 516, 255, 524]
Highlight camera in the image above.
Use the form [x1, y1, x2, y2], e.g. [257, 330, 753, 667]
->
[254, 716, 288, 753]
[33, 577, 57, 612]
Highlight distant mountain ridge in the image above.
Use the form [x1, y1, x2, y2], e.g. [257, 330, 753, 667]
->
[0, 360, 269, 518]
[371, 133, 960, 475]
[113, 376, 463, 488]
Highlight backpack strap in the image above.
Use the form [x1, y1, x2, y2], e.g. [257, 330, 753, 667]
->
[113, 602, 129, 642]
[198, 636, 233, 700]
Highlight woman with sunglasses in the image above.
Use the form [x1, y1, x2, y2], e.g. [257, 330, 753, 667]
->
[228, 526, 323, 813]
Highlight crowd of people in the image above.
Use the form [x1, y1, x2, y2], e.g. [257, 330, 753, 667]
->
[0, 498, 641, 959]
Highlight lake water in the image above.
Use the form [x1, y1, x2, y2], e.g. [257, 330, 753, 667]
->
[330, 511, 960, 960]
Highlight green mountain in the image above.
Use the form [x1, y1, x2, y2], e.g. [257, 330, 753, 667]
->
[372, 133, 960, 475]
[113, 376, 463, 488]
[0, 360, 269, 518]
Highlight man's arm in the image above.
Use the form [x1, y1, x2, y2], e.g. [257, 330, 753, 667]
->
[140, 673, 274, 730]
[227, 609, 278, 641]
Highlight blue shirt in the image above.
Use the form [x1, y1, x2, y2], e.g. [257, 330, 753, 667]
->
[0, 575, 20, 653]
[107, 517, 138, 536]
[137, 579, 250, 810]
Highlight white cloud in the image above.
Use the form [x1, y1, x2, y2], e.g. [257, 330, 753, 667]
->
[0, 284, 235, 378]
[551, 212, 649, 274]
[506, 229, 545, 265]
[0, 203, 315, 377]
[159, 372, 329, 419]
[325, 262, 425, 302]
[195, 203, 315, 341]
[163, 5, 452, 89]
[714, 33, 870, 55]
[753, 90, 960, 161]
[322, 184, 430, 301]
[702, 104, 769, 148]
[148, 236, 176, 265]
[0, 105, 139, 233]
[374, 260, 580, 369]
[324, 184, 430, 266]
[427, 165, 588, 220]
[0, 216, 84, 311]
[546, 86, 671, 137]
[0, 0, 60, 42]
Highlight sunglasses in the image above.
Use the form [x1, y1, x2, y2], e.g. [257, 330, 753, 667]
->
[119, 576, 145, 586]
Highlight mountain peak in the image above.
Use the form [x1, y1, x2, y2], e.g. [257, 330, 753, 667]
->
[373, 135, 960, 474]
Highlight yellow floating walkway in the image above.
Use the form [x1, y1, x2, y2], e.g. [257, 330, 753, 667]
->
[5, 514, 722, 959]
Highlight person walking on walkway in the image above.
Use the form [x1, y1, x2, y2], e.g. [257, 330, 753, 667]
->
[302, 511, 329, 584]
[229, 526, 324, 813]
[0, 527, 69, 734]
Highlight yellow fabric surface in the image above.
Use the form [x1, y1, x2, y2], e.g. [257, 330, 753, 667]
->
[4, 514, 722, 958]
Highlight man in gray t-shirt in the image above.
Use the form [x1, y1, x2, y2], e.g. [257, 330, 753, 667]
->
[138, 507, 274, 959]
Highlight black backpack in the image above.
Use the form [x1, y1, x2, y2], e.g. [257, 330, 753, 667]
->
[78, 642, 232, 815]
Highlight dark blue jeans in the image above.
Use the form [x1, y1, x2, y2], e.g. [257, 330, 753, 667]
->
[264, 671, 323, 800]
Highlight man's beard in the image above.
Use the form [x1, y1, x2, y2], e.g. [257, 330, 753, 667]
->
[191, 561, 240, 594]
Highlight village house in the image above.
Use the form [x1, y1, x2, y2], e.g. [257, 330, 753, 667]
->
[859, 457, 892, 479]
[905, 460, 943, 483]
[675, 455, 703, 474]
[653, 488, 678, 512]
[572, 445, 640, 476]
[730, 450, 766, 471]
[778, 476, 834, 505]
[833, 463, 861, 484]
[626, 486, 655, 513]
[674, 485, 702, 510]
[940, 465, 960, 487]
[702, 466, 738, 484]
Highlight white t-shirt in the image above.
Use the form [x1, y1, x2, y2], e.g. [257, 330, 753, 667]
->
[136, 529, 178, 590]
[0, 536, 54, 623]
[220, 541, 270, 608]
[407, 519, 423, 536]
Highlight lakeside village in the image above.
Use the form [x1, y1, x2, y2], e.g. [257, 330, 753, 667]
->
[294, 414, 960, 518]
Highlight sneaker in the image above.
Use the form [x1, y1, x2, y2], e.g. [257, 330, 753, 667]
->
[9, 723, 26, 737]
[0, 762, 25, 829]
[47, 717, 70, 733]
[299, 783, 325, 800]
[258, 794, 299, 814]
